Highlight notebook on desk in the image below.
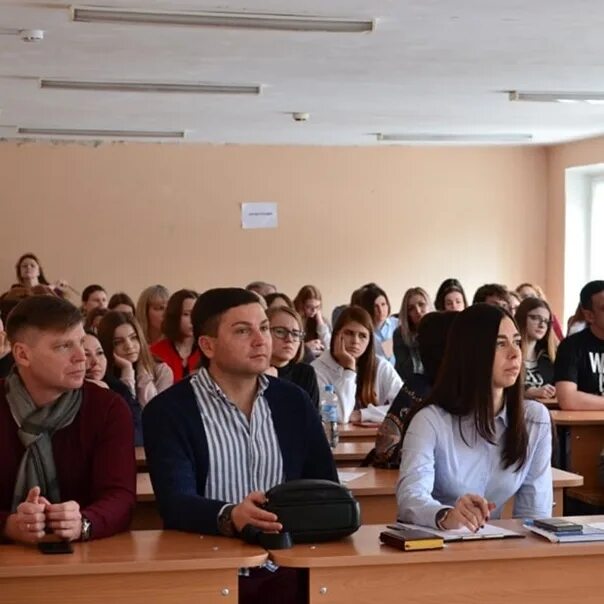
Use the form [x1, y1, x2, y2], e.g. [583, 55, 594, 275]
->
[391, 522, 525, 542]
[524, 521, 604, 543]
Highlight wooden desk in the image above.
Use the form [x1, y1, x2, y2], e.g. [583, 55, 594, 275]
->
[332, 441, 373, 466]
[135, 467, 583, 529]
[269, 518, 604, 604]
[0, 530, 266, 604]
[338, 423, 379, 443]
[135, 437, 377, 472]
[550, 410, 604, 503]
[135, 446, 146, 471]
[535, 396, 559, 409]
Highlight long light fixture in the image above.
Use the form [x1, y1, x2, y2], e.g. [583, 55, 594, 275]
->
[71, 6, 375, 33]
[377, 133, 533, 143]
[40, 79, 261, 95]
[509, 91, 604, 105]
[17, 127, 185, 139]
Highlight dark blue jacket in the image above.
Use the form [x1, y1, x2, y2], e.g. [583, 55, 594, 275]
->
[142, 375, 338, 535]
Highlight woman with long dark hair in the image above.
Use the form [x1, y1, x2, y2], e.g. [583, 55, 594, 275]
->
[151, 289, 201, 382]
[397, 304, 552, 531]
[312, 306, 402, 423]
[358, 285, 398, 365]
[434, 278, 468, 312]
[515, 297, 557, 399]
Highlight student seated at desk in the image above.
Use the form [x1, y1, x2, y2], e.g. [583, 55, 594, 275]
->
[0, 296, 136, 544]
[516, 297, 557, 400]
[312, 306, 402, 423]
[555, 280, 604, 411]
[266, 305, 320, 410]
[370, 311, 457, 468]
[434, 278, 468, 312]
[151, 289, 201, 382]
[397, 304, 552, 531]
[143, 288, 335, 603]
[393, 287, 432, 382]
[81, 284, 108, 316]
[136, 285, 170, 345]
[358, 284, 398, 365]
[294, 285, 331, 359]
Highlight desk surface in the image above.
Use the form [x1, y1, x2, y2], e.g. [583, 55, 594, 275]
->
[535, 397, 558, 408]
[137, 467, 583, 502]
[0, 530, 267, 578]
[550, 410, 604, 425]
[268, 517, 604, 568]
[332, 441, 373, 461]
[338, 423, 380, 438]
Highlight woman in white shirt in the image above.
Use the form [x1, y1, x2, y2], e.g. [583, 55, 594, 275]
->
[396, 303, 552, 531]
[312, 305, 402, 423]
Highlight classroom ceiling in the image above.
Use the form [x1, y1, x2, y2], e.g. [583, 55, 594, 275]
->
[1, 0, 604, 145]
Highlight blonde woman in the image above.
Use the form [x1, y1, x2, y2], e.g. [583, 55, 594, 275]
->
[294, 285, 331, 358]
[393, 287, 433, 381]
[136, 284, 170, 345]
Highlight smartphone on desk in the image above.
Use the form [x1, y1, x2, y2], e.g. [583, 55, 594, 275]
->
[38, 540, 74, 555]
[533, 518, 583, 533]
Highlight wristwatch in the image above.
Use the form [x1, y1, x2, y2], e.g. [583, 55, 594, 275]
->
[81, 516, 92, 541]
[217, 505, 238, 537]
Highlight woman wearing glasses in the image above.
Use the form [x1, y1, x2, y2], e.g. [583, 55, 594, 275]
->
[515, 298, 557, 399]
[267, 305, 320, 410]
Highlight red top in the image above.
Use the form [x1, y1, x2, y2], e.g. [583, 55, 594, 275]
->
[150, 339, 201, 382]
[0, 381, 136, 541]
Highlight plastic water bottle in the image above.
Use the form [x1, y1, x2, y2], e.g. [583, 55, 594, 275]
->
[320, 384, 340, 448]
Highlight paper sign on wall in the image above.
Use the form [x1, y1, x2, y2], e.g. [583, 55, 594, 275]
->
[241, 202, 278, 229]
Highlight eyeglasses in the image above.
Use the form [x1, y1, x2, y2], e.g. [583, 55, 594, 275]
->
[527, 314, 551, 327]
[270, 326, 305, 342]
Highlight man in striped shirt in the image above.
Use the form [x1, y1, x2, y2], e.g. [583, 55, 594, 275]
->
[143, 288, 337, 600]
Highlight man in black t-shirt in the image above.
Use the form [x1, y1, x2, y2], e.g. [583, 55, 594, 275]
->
[555, 280, 604, 410]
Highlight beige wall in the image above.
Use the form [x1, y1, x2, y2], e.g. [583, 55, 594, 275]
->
[546, 135, 604, 319]
[1, 142, 547, 316]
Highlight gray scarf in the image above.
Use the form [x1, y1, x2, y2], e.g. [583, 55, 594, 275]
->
[5, 369, 82, 511]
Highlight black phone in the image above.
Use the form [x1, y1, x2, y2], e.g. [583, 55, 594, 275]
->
[38, 540, 74, 555]
[533, 518, 583, 533]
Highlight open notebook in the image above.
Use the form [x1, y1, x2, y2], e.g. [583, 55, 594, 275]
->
[392, 522, 524, 542]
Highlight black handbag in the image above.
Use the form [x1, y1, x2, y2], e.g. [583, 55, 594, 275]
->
[241, 479, 361, 549]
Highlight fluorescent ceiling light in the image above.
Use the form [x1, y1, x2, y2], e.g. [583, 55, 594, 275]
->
[71, 6, 375, 33]
[509, 91, 604, 104]
[40, 79, 261, 95]
[377, 133, 533, 143]
[17, 127, 184, 139]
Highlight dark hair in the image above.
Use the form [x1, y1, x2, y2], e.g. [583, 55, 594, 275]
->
[434, 278, 468, 311]
[417, 311, 458, 380]
[404, 304, 528, 470]
[108, 292, 136, 313]
[331, 305, 378, 407]
[15, 253, 50, 286]
[358, 285, 391, 327]
[515, 297, 556, 362]
[265, 292, 294, 309]
[97, 310, 155, 376]
[6, 296, 82, 342]
[245, 281, 276, 298]
[162, 289, 198, 342]
[84, 307, 108, 332]
[192, 288, 263, 368]
[82, 284, 106, 303]
[472, 283, 509, 306]
[580, 280, 604, 311]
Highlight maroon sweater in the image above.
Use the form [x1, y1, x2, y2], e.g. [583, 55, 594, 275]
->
[0, 380, 136, 540]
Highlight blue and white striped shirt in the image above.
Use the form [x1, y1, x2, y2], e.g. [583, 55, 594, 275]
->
[190, 368, 284, 503]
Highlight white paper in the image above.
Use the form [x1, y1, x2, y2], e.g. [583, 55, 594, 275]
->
[338, 471, 367, 483]
[241, 202, 278, 229]
[395, 522, 523, 542]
